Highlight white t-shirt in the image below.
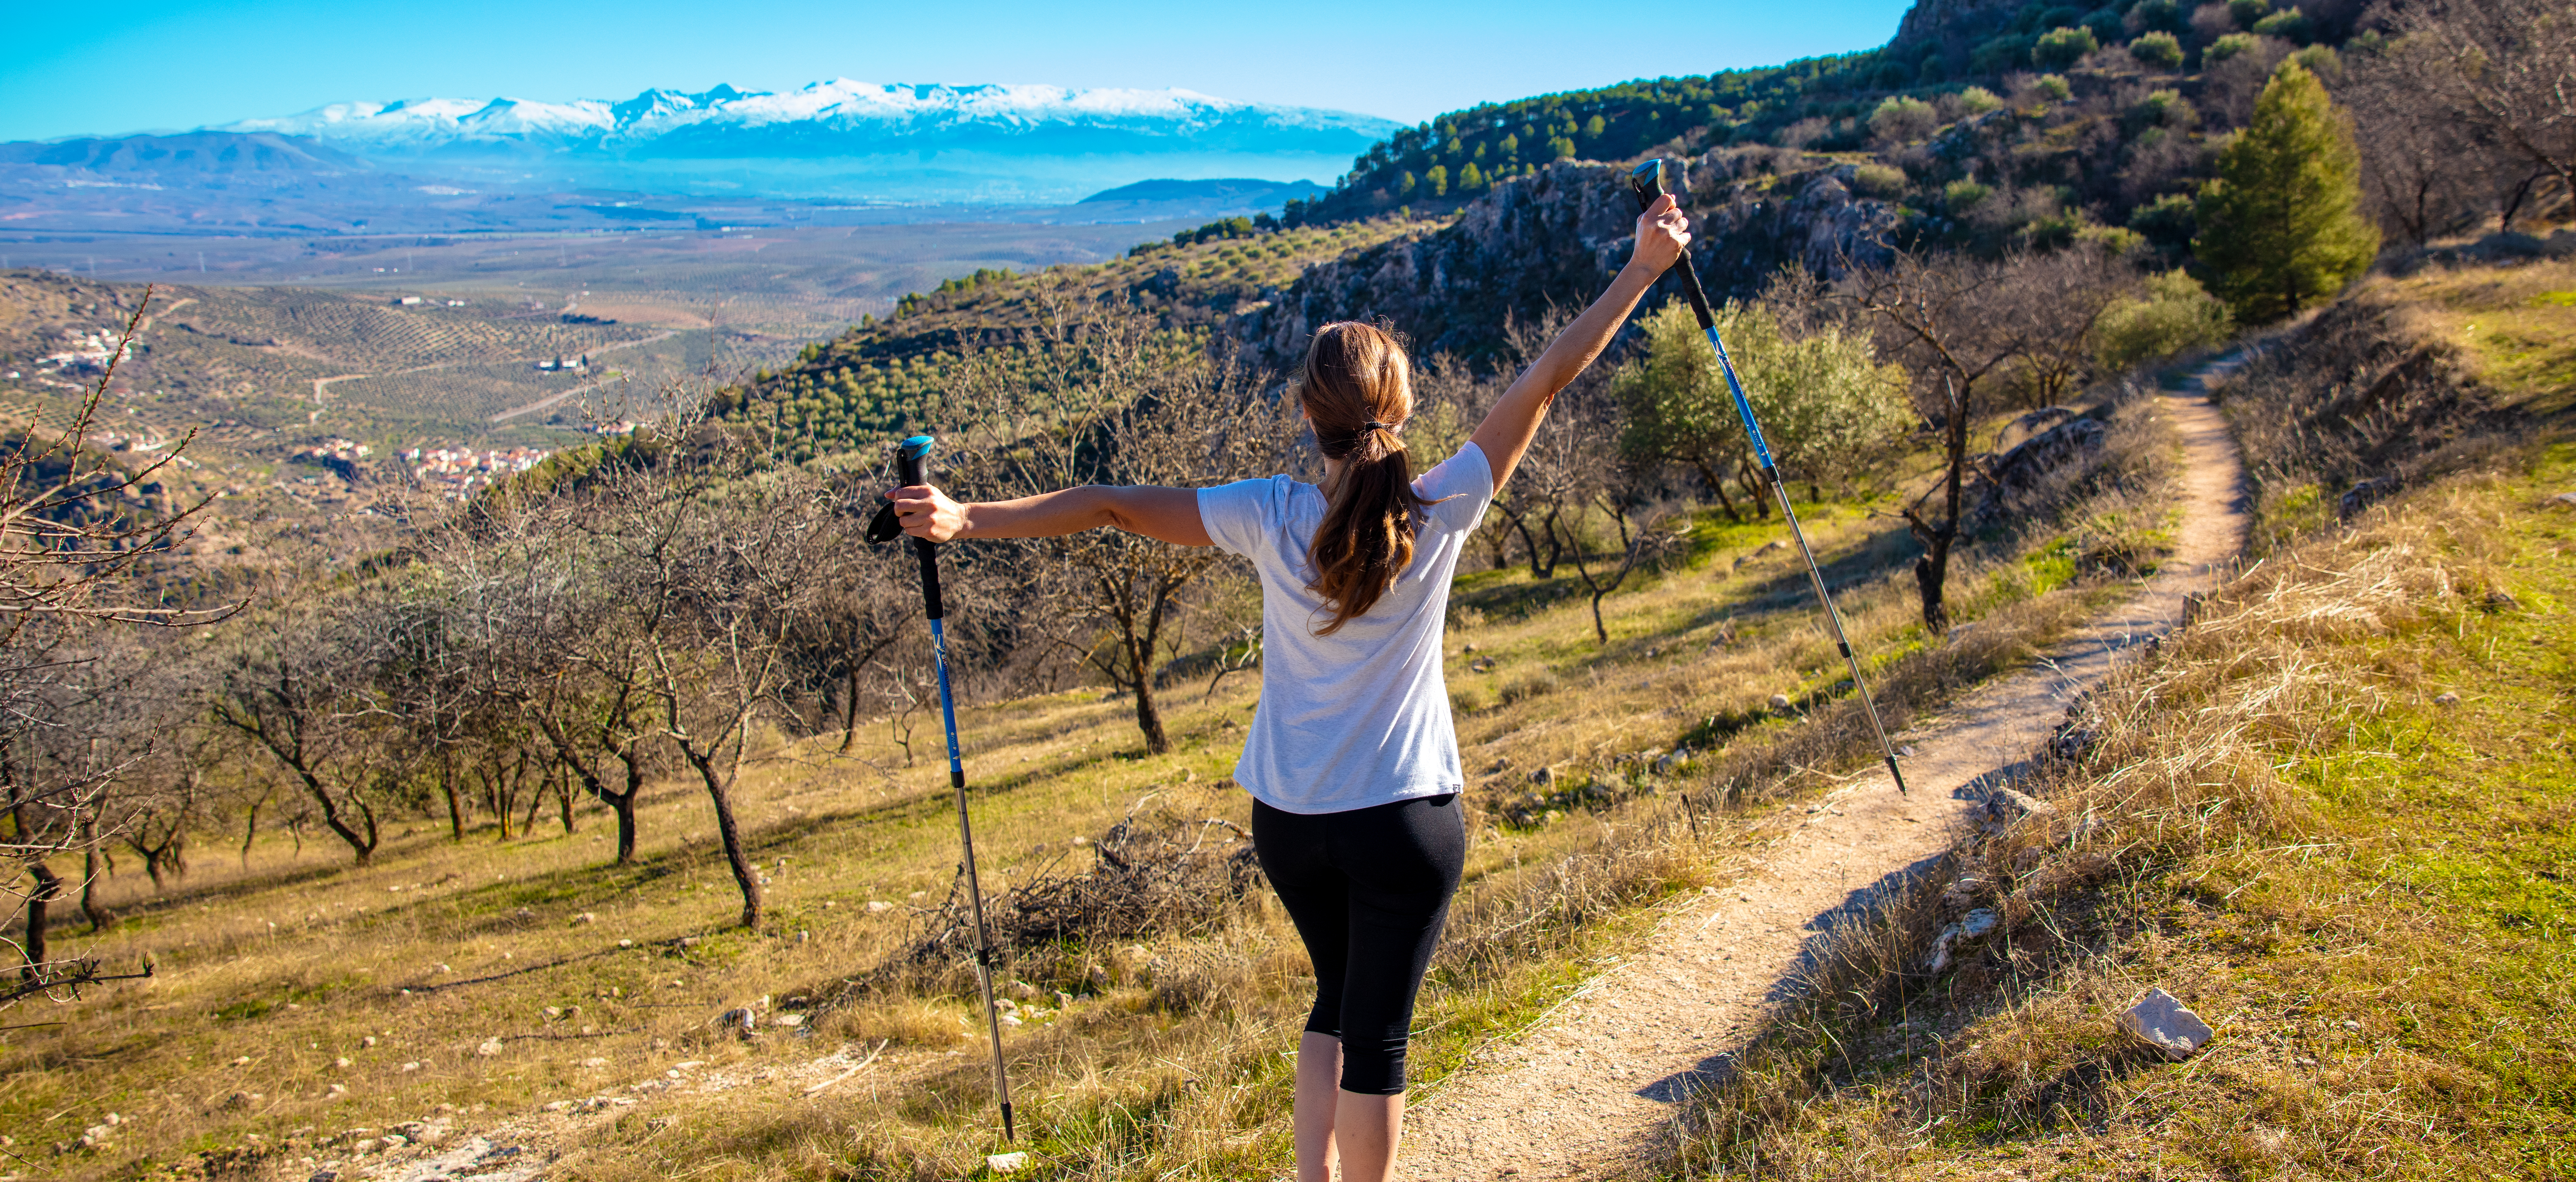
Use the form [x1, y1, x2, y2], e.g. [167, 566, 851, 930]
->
[1197, 441, 1497, 815]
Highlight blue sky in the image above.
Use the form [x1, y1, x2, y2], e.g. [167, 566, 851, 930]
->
[3, 0, 1915, 142]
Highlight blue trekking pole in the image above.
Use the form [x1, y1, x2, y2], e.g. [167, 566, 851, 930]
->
[867, 434, 1017, 1138]
[1626, 159, 1908, 796]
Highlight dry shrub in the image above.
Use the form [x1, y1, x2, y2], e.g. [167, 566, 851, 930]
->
[847, 805, 1264, 1000]
[2223, 291, 2503, 549]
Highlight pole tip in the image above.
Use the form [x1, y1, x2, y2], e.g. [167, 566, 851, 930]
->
[1886, 755, 1908, 796]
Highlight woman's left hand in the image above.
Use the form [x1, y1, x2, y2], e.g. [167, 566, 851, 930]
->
[886, 484, 968, 542]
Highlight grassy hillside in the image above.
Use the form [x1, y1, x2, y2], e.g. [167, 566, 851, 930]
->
[1677, 256, 2576, 1178]
[5, 377, 2177, 1177]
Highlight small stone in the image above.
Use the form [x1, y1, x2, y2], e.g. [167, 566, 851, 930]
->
[1529, 766, 1555, 786]
[988, 1151, 1032, 1173]
[908, 891, 927, 901]
[773, 1013, 804, 1027]
[865, 901, 894, 913]
[582, 1057, 610, 1067]
[476, 1038, 505, 1057]
[2483, 590, 2519, 612]
[1981, 788, 2055, 827]
[325, 1083, 350, 1098]
[1767, 693, 1794, 712]
[2434, 692, 2461, 707]
[1070, 835, 1092, 847]
[2117, 987, 2215, 1060]
[2342, 1019, 2361, 1031]
[361, 1036, 378, 1048]
[401, 1062, 421, 1072]
[1654, 748, 1692, 775]
[2549, 491, 2576, 508]
[333, 1057, 352, 1069]
[232, 1056, 253, 1066]
[678, 936, 702, 948]
[1461, 642, 1479, 654]
[309, 1172, 341, 1182]
[618, 939, 634, 947]
[572, 912, 597, 924]
[542, 1100, 572, 1112]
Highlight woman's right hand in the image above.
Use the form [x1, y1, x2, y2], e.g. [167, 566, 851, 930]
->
[1629, 192, 1691, 274]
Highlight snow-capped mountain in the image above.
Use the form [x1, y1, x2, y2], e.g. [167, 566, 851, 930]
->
[215, 80, 1398, 164]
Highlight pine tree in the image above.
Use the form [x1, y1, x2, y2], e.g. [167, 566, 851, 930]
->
[1459, 161, 1486, 191]
[2193, 60, 2378, 323]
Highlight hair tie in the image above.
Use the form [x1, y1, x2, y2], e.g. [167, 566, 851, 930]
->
[1364, 420, 1391, 432]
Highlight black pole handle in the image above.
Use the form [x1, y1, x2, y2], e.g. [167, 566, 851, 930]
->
[1625, 160, 1718, 332]
[896, 435, 944, 621]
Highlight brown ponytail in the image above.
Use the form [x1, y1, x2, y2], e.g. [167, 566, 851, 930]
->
[1300, 322, 1439, 635]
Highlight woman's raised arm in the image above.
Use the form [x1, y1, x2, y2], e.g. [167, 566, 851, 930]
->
[1468, 192, 1692, 489]
[887, 483, 1211, 546]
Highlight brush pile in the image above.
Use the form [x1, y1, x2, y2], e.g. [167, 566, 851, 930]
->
[879, 805, 1264, 985]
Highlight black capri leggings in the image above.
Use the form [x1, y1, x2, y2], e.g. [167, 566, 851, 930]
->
[1252, 793, 1467, 1095]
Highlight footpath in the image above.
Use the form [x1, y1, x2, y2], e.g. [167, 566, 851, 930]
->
[1399, 360, 2252, 1181]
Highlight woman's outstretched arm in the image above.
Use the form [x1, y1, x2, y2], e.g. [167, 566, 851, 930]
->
[1468, 192, 1692, 488]
[886, 483, 1210, 546]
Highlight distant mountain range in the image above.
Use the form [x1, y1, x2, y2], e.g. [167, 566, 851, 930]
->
[179, 81, 1398, 202]
[217, 82, 1394, 161]
[0, 81, 1396, 236]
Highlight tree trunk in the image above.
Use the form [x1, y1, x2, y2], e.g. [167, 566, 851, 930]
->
[1134, 676, 1170, 755]
[839, 665, 863, 753]
[681, 746, 766, 929]
[439, 751, 465, 842]
[20, 862, 61, 978]
[1914, 540, 1955, 631]
[80, 833, 113, 933]
[1691, 461, 1743, 523]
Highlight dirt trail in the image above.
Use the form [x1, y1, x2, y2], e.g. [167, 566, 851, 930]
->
[1400, 363, 2250, 1181]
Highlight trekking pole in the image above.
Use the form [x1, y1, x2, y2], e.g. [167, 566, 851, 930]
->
[867, 434, 1017, 1138]
[1625, 159, 1909, 796]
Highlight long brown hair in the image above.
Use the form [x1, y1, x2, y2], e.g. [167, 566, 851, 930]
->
[1300, 322, 1437, 635]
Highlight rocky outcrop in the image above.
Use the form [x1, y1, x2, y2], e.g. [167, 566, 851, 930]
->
[1232, 154, 1901, 370]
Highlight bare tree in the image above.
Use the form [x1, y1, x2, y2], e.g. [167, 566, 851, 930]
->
[2381, 0, 2576, 211]
[946, 295, 1297, 754]
[211, 591, 401, 866]
[0, 287, 231, 992]
[1840, 249, 2044, 630]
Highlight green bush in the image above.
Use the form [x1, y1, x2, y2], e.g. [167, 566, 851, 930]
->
[2095, 270, 2235, 371]
[2133, 0, 2186, 32]
[2204, 32, 2259, 62]
[1971, 34, 2038, 74]
[2083, 7, 2128, 46]
[1945, 179, 1995, 209]
[2033, 26, 2101, 68]
[2034, 73, 2074, 101]
[2129, 88, 2198, 130]
[1613, 300, 1909, 491]
[1853, 163, 1909, 199]
[2130, 31, 2185, 68]
[1868, 95, 1939, 143]
[2227, 0, 2269, 26]
[2253, 6, 2312, 44]
[1957, 86, 2004, 115]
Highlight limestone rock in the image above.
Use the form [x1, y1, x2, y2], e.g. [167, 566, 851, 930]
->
[989, 1151, 1032, 1173]
[2117, 987, 2214, 1060]
[1924, 908, 2000, 972]
[1980, 788, 2054, 827]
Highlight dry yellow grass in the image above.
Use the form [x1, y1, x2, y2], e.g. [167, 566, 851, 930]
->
[3, 396, 2175, 1180]
[1675, 392, 2576, 1176]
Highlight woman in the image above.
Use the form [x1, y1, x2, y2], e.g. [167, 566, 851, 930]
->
[889, 193, 1691, 1181]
